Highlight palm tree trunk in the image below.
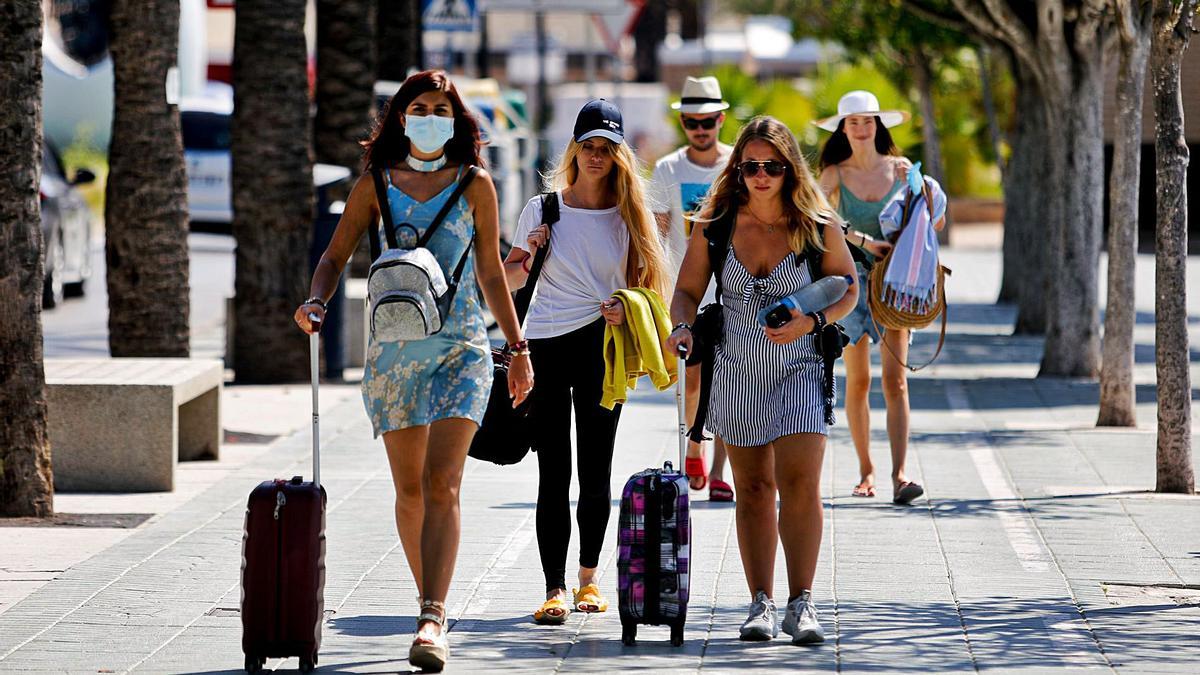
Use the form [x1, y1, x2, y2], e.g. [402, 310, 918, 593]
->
[1151, 0, 1196, 494]
[377, 0, 422, 81]
[1098, 7, 1150, 427]
[232, 0, 314, 383]
[105, 0, 191, 357]
[316, 0, 376, 171]
[0, 0, 54, 517]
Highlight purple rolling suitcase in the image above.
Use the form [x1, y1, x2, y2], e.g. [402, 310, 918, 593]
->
[240, 319, 327, 673]
[617, 347, 691, 646]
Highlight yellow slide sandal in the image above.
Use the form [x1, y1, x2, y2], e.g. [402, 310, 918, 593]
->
[533, 596, 570, 625]
[573, 584, 608, 613]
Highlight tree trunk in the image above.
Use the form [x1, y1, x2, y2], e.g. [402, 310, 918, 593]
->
[1038, 49, 1105, 378]
[633, 0, 667, 83]
[377, 0, 422, 82]
[1151, 0, 1195, 494]
[232, 0, 314, 383]
[316, 0, 376, 172]
[912, 49, 948, 245]
[976, 45, 1005, 176]
[0, 0, 54, 517]
[999, 62, 1049, 335]
[105, 0, 191, 358]
[913, 51, 946, 186]
[1098, 18, 1150, 427]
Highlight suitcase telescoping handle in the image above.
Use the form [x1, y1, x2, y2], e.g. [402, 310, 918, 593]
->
[675, 344, 687, 470]
[308, 313, 322, 488]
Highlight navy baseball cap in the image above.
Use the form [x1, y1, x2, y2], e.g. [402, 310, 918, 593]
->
[573, 99, 624, 144]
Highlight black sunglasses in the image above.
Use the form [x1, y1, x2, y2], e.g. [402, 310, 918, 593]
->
[681, 116, 720, 130]
[739, 160, 788, 178]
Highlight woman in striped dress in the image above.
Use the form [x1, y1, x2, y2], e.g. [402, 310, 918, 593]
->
[667, 117, 857, 645]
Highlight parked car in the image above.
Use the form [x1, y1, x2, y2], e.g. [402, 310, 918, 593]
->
[41, 141, 95, 308]
[181, 84, 352, 232]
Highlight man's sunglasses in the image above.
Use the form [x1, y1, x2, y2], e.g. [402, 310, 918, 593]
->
[739, 160, 788, 178]
[681, 116, 720, 131]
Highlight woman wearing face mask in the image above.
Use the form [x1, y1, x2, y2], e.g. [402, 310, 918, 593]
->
[295, 70, 533, 672]
[503, 99, 670, 626]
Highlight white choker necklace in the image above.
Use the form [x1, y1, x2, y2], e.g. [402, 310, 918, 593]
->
[406, 154, 447, 172]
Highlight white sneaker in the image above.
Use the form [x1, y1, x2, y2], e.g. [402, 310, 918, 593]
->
[739, 590, 778, 641]
[782, 590, 825, 644]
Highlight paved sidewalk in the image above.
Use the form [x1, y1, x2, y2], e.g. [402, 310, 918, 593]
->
[2, 246, 1198, 673]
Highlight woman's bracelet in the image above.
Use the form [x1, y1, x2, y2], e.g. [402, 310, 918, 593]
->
[521, 256, 532, 273]
[807, 311, 826, 335]
[672, 322, 692, 333]
[509, 339, 529, 353]
[859, 232, 868, 247]
[304, 296, 327, 310]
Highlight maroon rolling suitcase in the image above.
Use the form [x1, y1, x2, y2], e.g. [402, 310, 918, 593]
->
[240, 318, 327, 673]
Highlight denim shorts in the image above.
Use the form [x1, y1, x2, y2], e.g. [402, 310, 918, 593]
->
[840, 265, 880, 345]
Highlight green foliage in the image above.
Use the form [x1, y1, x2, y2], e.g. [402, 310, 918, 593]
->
[60, 124, 108, 217]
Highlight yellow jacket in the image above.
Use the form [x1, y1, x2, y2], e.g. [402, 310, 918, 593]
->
[601, 288, 678, 410]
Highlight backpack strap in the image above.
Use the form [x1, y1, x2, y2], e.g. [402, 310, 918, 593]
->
[370, 167, 400, 261]
[512, 192, 560, 326]
[702, 207, 736, 301]
[419, 165, 479, 249]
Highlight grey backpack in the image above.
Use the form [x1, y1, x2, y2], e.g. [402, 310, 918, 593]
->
[367, 165, 478, 342]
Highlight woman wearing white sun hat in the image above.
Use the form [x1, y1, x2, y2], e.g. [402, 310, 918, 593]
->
[815, 90, 941, 507]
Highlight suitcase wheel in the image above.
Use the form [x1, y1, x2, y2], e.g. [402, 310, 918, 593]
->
[300, 655, 317, 673]
[621, 621, 637, 646]
[244, 655, 264, 673]
[670, 622, 685, 647]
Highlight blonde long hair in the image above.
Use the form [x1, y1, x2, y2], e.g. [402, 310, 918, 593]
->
[548, 139, 670, 298]
[702, 116, 838, 255]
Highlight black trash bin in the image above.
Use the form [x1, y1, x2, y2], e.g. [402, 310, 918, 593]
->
[310, 164, 353, 380]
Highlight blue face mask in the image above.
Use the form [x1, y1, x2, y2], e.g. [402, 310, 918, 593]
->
[404, 114, 456, 154]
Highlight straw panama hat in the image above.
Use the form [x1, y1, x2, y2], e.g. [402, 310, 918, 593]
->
[671, 76, 731, 114]
[814, 90, 911, 132]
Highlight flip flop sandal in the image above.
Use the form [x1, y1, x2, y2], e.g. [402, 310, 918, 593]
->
[533, 596, 570, 625]
[685, 454, 709, 490]
[573, 584, 609, 613]
[893, 481, 924, 505]
[709, 478, 735, 502]
[851, 483, 876, 498]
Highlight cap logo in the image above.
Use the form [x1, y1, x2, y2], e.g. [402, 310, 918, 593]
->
[603, 120, 619, 129]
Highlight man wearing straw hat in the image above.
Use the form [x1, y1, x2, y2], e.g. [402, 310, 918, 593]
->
[650, 75, 734, 502]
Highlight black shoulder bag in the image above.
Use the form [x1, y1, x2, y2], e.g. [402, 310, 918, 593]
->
[468, 193, 561, 465]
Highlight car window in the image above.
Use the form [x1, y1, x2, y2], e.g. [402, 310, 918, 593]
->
[181, 111, 231, 151]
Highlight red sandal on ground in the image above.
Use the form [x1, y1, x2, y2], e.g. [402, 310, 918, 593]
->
[684, 453, 708, 490]
[709, 478, 734, 502]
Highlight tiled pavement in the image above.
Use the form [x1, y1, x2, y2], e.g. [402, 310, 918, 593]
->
[1, 247, 1197, 673]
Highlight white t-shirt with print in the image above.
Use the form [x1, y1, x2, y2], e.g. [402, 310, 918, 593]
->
[513, 192, 629, 340]
[649, 145, 731, 277]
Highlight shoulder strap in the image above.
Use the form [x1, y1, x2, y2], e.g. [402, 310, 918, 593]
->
[370, 167, 399, 260]
[417, 165, 479, 249]
[703, 207, 736, 303]
[512, 192, 559, 326]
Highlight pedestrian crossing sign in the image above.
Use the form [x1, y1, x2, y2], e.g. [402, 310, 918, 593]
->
[423, 0, 477, 32]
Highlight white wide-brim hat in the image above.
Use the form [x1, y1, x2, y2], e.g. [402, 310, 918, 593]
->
[814, 90, 910, 132]
[671, 76, 730, 114]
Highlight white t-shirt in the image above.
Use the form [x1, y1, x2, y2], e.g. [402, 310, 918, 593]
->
[513, 192, 630, 339]
[649, 145, 731, 276]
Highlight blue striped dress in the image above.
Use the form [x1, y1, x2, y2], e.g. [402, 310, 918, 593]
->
[706, 248, 831, 447]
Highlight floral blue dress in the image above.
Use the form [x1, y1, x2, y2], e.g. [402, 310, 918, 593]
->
[361, 167, 493, 436]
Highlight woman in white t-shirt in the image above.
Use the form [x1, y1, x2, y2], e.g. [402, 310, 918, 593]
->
[503, 99, 669, 625]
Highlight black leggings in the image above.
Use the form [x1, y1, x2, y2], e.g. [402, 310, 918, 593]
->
[529, 318, 622, 593]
